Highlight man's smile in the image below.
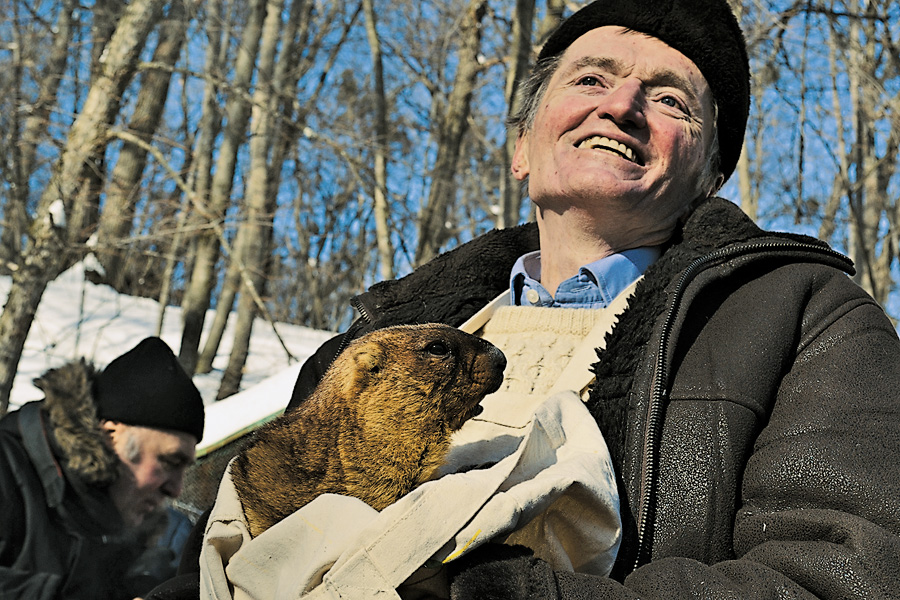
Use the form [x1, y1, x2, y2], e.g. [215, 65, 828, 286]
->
[576, 135, 643, 165]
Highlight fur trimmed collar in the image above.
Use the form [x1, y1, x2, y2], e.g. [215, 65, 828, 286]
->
[352, 198, 783, 326]
[588, 197, 849, 466]
[32, 360, 120, 486]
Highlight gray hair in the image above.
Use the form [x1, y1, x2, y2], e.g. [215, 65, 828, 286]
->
[508, 54, 564, 137]
[121, 427, 142, 464]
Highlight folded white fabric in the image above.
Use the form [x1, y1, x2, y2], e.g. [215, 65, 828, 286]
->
[200, 390, 620, 600]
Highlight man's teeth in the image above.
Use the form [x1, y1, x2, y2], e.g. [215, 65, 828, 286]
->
[578, 136, 637, 163]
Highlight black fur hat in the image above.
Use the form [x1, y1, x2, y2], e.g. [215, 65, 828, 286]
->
[537, 0, 750, 182]
[95, 337, 205, 441]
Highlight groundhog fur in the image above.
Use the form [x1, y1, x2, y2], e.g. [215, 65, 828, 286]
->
[231, 323, 507, 537]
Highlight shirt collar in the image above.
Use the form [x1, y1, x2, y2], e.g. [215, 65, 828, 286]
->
[510, 247, 660, 309]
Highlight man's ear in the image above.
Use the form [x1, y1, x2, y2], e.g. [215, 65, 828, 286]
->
[709, 173, 725, 197]
[100, 419, 121, 433]
[511, 132, 531, 181]
[100, 420, 124, 447]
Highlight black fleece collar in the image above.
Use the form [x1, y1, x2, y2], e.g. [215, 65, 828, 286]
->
[354, 222, 540, 328]
[588, 196, 851, 468]
[352, 197, 832, 328]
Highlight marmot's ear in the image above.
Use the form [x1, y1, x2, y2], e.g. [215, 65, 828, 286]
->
[340, 342, 383, 398]
[353, 343, 383, 373]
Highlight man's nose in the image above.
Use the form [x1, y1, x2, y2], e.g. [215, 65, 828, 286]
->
[595, 79, 647, 129]
[162, 471, 185, 498]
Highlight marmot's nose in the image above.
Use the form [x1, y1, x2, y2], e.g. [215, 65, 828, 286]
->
[487, 344, 506, 375]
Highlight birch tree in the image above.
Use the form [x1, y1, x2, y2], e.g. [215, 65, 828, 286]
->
[95, 0, 188, 293]
[363, 0, 394, 280]
[178, 0, 266, 373]
[0, 0, 166, 412]
[415, 0, 487, 265]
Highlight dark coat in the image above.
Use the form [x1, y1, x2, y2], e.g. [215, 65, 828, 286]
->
[0, 360, 174, 600]
[288, 197, 900, 599]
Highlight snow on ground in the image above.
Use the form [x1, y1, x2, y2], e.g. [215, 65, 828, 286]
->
[0, 263, 335, 453]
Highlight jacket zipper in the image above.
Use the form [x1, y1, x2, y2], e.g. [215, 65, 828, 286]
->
[631, 240, 852, 571]
[333, 297, 375, 357]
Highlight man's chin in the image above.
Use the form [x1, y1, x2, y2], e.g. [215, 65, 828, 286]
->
[122, 504, 159, 528]
[121, 511, 145, 528]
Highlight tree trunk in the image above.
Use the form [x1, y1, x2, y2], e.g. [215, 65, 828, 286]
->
[1, 0, 76, 268]
[415, 0, 487, 266]
[178, 0, 267, 374]
[95, 0, 188, 293]
[157, 0, 225, 334]
[0, 0, 165, 414]
[89, 0, 126, 83]
[535, 0, 565, 45]
[195, 257, 240, 374]
[217, 0, 285, 399]
[497, 0, 535, 229]
[363, 0, 394, 281]
[196, 0, 314, 374]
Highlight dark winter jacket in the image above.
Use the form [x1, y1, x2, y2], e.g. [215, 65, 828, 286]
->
[0, 360, 177, 600]
[288, 197, 900, 599]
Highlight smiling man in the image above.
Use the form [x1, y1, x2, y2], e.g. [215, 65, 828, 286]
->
[0, 337, 204, 599]
[510, 26, 722, 298]
[280, 0, 900, 597]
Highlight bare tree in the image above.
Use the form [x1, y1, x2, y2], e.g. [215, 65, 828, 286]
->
[178, 0, 266, 374]
[156, 0, 229, 334]
[497, 0, 536, 229]
[415, 0, 488, 265]
[216, 0, 287, 398]
[1, 0, 77, 269]
[363, 0, 395, 280]
[737, 0, 899, 313]
[195, 0, 317, 374]
[837, 1, 898, 305]
[0, 0, 166, 413]
[94, 0, 189, 294]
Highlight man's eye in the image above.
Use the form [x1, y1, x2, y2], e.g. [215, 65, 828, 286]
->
[659, 96, 684, 111]
[576, 75, 604, 87]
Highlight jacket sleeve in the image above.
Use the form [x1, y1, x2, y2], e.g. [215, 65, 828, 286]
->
[724, 294, 900, 597]
[452, 284, 900, 598]
[0, 438, 63, 600]
[0, 568, 61, 600]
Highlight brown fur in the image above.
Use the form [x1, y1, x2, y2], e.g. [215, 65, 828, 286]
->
[33, 360, 120, 486]
[231, 324, 506, 537]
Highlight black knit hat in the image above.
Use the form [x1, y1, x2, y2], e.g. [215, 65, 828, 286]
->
[95, 337, 205, 441]
[537, 0, 750, 182]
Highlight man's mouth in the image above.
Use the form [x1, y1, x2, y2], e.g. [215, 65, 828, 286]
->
[577, 135, 642, 165]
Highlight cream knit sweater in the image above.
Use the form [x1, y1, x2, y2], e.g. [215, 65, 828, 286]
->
[480, 305, 611, 399]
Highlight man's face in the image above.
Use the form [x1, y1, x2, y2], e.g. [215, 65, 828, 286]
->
[102, 421, 197, 527]
[512, 26, 720, 248]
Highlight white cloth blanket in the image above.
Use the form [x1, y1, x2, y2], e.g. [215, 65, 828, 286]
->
[200, 391, 620, 600]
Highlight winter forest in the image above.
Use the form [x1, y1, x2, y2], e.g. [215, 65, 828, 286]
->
[0, 0, 898, 413]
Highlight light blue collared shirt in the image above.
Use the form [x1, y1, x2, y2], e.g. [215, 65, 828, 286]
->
[510, 247, 660, 309]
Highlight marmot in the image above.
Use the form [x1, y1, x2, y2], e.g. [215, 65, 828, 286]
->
[231, 323, 507, 537]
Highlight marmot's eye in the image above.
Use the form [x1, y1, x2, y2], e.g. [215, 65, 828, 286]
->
[425, 341, 451, 356]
